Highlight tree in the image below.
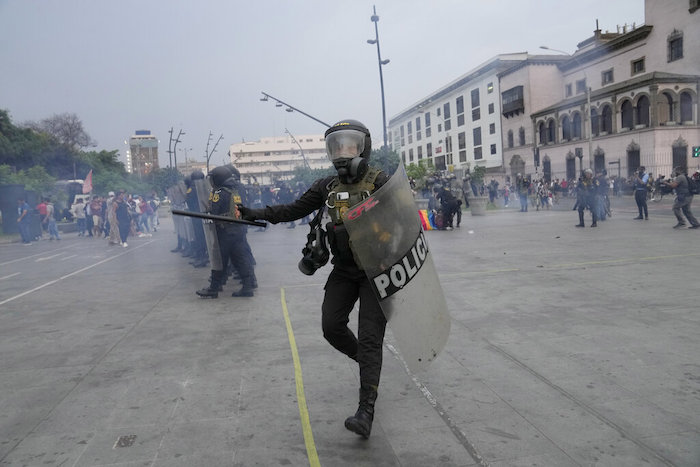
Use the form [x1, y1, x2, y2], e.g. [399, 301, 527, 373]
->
[26, 113, 96, 150]
[370, 146, 400, 175]
[0, 164, 56, 194]
[289, 165, 336, 187]
[148, 167, 183, 196]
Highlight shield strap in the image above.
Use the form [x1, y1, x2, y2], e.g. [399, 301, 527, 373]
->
[326, 166, 381, 224]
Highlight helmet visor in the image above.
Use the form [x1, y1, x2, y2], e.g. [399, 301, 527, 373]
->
[325, 129, 366, 162]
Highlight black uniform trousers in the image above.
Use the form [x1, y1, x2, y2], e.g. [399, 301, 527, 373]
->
[634, 189, 648, 218]
[215, 227, 255, 289]
[321, 267, 387, 388]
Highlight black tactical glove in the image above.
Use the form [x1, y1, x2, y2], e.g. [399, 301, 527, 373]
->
[238, 205, 264, 222]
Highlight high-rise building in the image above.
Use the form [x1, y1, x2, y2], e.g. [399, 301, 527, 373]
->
[128, 130, 159, 176]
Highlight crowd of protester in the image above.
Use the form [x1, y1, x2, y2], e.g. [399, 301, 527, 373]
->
[18, 191, 161, 247]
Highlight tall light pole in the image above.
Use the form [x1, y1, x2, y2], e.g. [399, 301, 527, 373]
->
[260, 92, 330, 128]
[285, 128, 311, 169]
[172, 129, 185, 172]
[367, 5, 390, 149]
[540, 46, 594, 173]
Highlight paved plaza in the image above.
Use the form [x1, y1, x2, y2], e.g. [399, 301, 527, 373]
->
[0, 196, 698, 466]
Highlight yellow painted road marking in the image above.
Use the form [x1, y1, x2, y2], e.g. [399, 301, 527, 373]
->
[280, 288, 320, 467]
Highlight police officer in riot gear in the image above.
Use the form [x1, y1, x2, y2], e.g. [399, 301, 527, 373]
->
[575, 168, 599, 227]
[196, 165, 257, 298]
[239, 119, 390, 439]
[187, 170, 209, 268]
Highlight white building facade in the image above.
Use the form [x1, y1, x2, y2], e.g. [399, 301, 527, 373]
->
[229, 133, 330, 185]
[388, 54, 528, 176]
[389, 0, 699, 185]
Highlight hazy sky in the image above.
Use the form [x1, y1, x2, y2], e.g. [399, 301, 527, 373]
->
[0, 0, 645, 170]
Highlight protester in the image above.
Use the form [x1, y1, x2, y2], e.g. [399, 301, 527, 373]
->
[663, 166, 700, 229]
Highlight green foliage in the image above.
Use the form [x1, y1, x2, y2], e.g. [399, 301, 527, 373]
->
[289, 165, 336, 187]
[406, 162, 428, 181]
[472, 165, 487, 185]
[371, 146, 400, 175]
[0, 164, 56, 194]
[147, 167, 183, 196]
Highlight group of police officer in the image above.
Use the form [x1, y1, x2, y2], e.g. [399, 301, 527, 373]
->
[173, 120, 390, 439]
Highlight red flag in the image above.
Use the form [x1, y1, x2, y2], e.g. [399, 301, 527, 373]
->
[83, 170, 93, 194]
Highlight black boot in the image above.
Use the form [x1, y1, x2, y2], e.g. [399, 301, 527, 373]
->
[196, 270, 223, 298]
[344, 384, 378, 439]
[575, 211, 585, 227]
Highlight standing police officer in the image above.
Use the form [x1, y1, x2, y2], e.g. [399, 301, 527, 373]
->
[196, 165, 256, 298]
[240, 119, 389, 439]
[632, 166, 649, 220]
[575, 168, 598, 228]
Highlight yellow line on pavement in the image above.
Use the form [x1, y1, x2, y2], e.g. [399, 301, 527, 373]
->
[280, 287, 320, 467]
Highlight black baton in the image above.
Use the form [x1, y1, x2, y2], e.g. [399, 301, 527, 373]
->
[171, 209, 267, 228]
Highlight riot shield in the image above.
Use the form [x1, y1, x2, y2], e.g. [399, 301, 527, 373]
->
[168, 185, 185, 241]
[194, 178, 223, 271]
[343, 164, 451, 373]
[176, 181, 195, 243]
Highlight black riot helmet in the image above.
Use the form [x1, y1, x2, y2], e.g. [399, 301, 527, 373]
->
[224, 164, 241, 182]
[208, 166, 232, 188]
[183, 173, 192, 188]
[324, 119, 372, 184]
[191, 170, 205, 180]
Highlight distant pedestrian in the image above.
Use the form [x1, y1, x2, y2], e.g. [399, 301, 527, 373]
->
[72, 199, 87, 236]
[115, 191, 131, 247]
[632, 166, 649, 220]
[663, 166, 700, 229]
[44, 197, 61, 241]
[16, 197, 33, 244]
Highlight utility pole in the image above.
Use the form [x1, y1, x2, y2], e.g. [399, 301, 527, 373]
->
[172, 129, 185, 172]
[167, 127, 174, 169]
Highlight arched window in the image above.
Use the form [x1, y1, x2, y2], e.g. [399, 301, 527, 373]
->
[566, 153, 576, 181]
[658, 92, 674, 125]
[621, 100, 633, 129]
[680, 92, 693, 122]
[518, 127, 526, 146]
[542, 156, 552, 182]
[538, 122, 546, 144]
[507, 130, 514, 148]
[547, 120, 555, 143]
[591, 108, 599, 136]
[636, 95, 650, 127]
[601, 105, 613, 133]
[561, 115, 571, 141]
[572, 113, 582, 139]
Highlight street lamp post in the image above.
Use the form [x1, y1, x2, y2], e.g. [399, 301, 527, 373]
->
[260, 92, 331, 128]
[367, 5, 390, 149]
[540, 46, 594, 172]
[172, 129, 185, 172]
[285, 128, 311, 169]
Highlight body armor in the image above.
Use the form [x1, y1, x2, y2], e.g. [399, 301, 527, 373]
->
[324, 166, 381, 266]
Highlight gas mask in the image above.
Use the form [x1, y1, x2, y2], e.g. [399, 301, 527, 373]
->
[324, 120, 372, 184]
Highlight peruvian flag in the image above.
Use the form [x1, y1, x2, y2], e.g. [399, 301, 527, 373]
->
[83, 169, 93, 194]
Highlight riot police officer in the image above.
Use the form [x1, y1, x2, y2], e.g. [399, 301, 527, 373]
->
[186, 170, 209, 268]
[196, 165, 256, 298]
[575, 168, 598, 227]
[240, 119, 389, 439]
[632, 166, 649, 220]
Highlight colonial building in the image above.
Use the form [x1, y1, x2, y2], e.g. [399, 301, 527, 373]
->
[229, 133, 329, 185]
[530, 0, 699, 181]
[389, 0, 699, 184]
